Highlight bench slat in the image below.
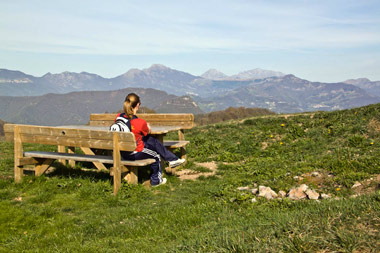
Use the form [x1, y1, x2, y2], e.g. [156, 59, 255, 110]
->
[90, 113, 194, 129]
[24, 151, 155, 166]
[163, 140, 190, 149]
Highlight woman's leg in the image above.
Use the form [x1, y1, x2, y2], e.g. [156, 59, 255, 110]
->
[123, 149, 163, 186]
[143, 135, 178, 162]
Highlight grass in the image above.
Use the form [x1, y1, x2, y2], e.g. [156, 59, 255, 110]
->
[1, 104, 380, 252]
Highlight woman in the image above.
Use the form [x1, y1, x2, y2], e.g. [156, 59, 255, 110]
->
[113, 93, 185, 186]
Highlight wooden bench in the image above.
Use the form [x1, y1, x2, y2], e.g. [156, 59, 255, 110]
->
[89, 113, 194, 159]
[4, 124, 155, 195]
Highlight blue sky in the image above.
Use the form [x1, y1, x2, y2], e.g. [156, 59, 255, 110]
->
[1, 0, 380, 82]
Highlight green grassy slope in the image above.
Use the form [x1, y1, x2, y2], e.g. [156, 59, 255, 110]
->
[0, 104, 379, 252]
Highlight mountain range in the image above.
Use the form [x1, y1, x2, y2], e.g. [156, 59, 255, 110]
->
[0, 88, 202, 126]
[1, 64, 380, 125]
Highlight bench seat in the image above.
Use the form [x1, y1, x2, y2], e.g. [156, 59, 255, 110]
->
[163, 140, 190, 149]
[24, 151, 155, 166]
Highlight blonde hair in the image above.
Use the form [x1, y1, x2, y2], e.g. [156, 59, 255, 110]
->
[123, 93, 140, 119]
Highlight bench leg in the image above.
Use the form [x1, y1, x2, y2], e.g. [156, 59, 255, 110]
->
[57, 145, 66, 165]
[14, 126, 23, 183]
[126, 167, 138, 185]
[14, 165, 23, 183]
[113, 133, 121, 195]
[180, 147, 187, 160]
[68, 147, 76, 167]
[35, 159, 54, 176]
[81, 147, 108, 172]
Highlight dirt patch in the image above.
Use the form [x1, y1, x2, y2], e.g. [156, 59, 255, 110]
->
[351, 174, 380, 196]
[368, 118, 380, 134]
[176, 161, 218, 181]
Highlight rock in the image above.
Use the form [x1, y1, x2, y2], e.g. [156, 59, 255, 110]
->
[278, 190, 287, 198]
[237, 186, 250, 191]
[321, 193, 331, 199]
[251, 188, 258, 195]
[258, 186, 278, 200]
[352, 182, 362, 188]
[306, 189, 320, 200]
[287, 184, 308, 200]
[293, 176, 304, 181]
[299, 184, 308, 191]
[311, 172, 320, 177]
[251, 198, 257, 203]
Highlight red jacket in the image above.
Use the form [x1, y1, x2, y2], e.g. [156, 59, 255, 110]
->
[115, 113, 149, 152]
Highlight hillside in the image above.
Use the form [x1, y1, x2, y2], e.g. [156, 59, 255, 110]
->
[0, 103, 379, 251]
[0, 88, 202, 126]
[194, 106, 276, 125]
[0, 119, 4, 136]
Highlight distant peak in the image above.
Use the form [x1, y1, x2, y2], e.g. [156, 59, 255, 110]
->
[147, 64, 170, 70]
[344, 78, 371, 84]
[201, 69, 228, 80]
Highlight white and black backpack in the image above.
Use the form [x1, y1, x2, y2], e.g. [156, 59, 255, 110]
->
[109, 114, 132, 132]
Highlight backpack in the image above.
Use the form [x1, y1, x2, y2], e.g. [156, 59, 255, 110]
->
[109, 114, 132, 132]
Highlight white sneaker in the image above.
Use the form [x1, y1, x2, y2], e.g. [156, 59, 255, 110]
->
[169, 158, 186, 168]
[152, 178, 167, 187]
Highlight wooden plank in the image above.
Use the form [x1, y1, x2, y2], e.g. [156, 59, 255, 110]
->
[163, 140, 190, 149]
[57, 145, 66, 165]
[90, 113, 194, 121]
[18, 157, 40, 166]
[23, 151, 155, 166]
[128, 167, 138, 185]
[89, 113, 194, 129]
[5, 124, 134, 141]
[35, 159, 54, 176]
[16, 134, 135, 151]
[113, 132, 121, 195]
[68, 147, 75, 167]
[14, 126, 23, 183]
[110, 165, 130, 176]
[80, 147, 108, 172]
[17, 125, 136, 141]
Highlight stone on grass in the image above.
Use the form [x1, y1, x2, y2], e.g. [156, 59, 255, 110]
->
[288, 184, 308, 200]
[278, 191, 287, 198]
[293, 176, 304, 181]
[237, 186, 250, 191]
[251, 188, 258, 195]
[321, 193, 331, 199]
[311, 172, 320, 177]
[251, 198, 257, 203]
[351, 182, 362, 188]
[258, 186, 278, 200]
[306, 189, 320, 200]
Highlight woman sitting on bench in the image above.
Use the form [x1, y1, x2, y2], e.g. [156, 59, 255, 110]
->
[111, 93, 185, 187]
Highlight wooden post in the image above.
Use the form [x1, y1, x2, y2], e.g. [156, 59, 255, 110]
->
[113, 133, 121, 195]
[35, 159, 54, 176]
[68, 147, 75, 167]
[178, 129, 185, 141]
[80, 147, 108, 172]
[178, 129, 187, 159]
[127, 167, 138, 184]
[14, 126, 24, 183]
[57, 145, 66, 165]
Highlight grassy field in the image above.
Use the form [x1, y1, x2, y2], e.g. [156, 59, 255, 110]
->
[1, 104, 380, 252]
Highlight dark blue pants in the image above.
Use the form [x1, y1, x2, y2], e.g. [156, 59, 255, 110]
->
[122, 135, 178, 185]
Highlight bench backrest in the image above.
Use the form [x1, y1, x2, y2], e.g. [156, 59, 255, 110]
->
[89, 113, 194, 129]
[4, 124, 137, 151]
